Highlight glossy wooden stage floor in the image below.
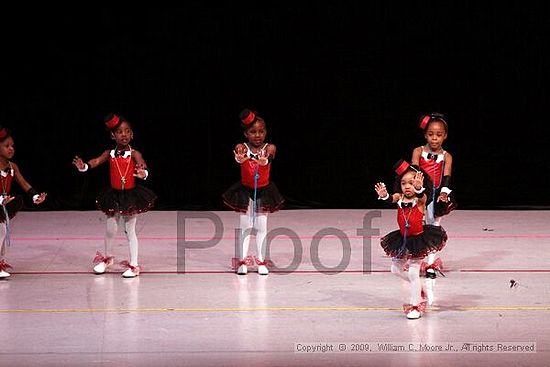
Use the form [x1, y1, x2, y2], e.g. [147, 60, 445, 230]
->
[1, 209, 548, 366]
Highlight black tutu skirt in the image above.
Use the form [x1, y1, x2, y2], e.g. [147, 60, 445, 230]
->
[381, 225, 447, 259]
[222, 182, 284, 213]
[96, 185, 157, 217]
[0, 195, 24, 223]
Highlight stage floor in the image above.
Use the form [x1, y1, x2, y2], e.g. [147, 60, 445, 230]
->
[1, 209, 549, 366]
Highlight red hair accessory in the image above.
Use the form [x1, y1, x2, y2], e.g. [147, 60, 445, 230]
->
[394, 159, 420, 176]
[105, 114, 120, 130]
[241, 111, 256, 126]
[394, 159, 411, 176]
[0, 128, 7, 139]
[419, 115, 431, 129]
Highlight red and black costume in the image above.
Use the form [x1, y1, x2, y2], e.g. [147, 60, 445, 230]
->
[95, 149, 157, 216]
[418, 147, 458, 217]
[222, 143, 284, 213]
[0, 164, 24, 223]
[380, 199, 447, 259]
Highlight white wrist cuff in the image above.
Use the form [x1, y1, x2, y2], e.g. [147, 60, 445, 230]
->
[441, 187, 452, 195]
[143, 169, 149, 180]
[33, 194, 40, 203]
[78, 163, 89, 172]
[0, 196, 4, 205]
[413, 187, 425, 194]
[378, 193, 390, 200]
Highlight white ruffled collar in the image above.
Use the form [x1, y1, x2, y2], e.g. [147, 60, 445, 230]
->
[421, 150, 445, 163]
[397, 197, 418, 209]
[0, 162, 14, 177]
[110, 149, 132, 159]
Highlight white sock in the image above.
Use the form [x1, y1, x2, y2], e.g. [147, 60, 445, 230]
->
[408, 260, 422, 305]
[0, 222, 7, 258]
[104, 216, 118, 255]
[428, 216, 442, 266]
[123, 215, 138, 266]
[254, 214, 268, 261]
[391, 258, 409, 281]
[239, 211, 253, 260]
[427, 252, 437, 266]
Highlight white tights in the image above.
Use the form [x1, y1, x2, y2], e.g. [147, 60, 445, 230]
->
[391, 258, 424, 305]
[425, 201, 442, 266]
[238, 201, 268, 261]
[104, 215, 139, 266]
[0, 222, 7, 258]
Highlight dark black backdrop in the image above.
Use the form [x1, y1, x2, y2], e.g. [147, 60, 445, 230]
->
[1, 4, 549, 211]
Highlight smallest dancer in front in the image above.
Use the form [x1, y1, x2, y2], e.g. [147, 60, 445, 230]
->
[375, 159, 447, 319]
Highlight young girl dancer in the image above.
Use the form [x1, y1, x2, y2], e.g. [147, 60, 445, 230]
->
[222, 109, 284, 275]
[411, 112, 457, 279]
[0, 125, 47, 278]
[73, 114, 157, 278]
[375, 160, 447, 319]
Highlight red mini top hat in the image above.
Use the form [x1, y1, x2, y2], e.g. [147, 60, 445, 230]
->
[240, 109, 256, 126]
[393, 159, 411, 176]
[105, 114, 121, 130]
[394, 159, 421, 176]
[0, 128, 7, 140]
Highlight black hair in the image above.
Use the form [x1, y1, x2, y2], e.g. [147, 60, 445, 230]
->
[423, 112, 449, 134]
[0, 125, 11, 143]
[239, 109, 266, 131]
[104, 113, 131, 132]
[392, 164, 434, 205]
